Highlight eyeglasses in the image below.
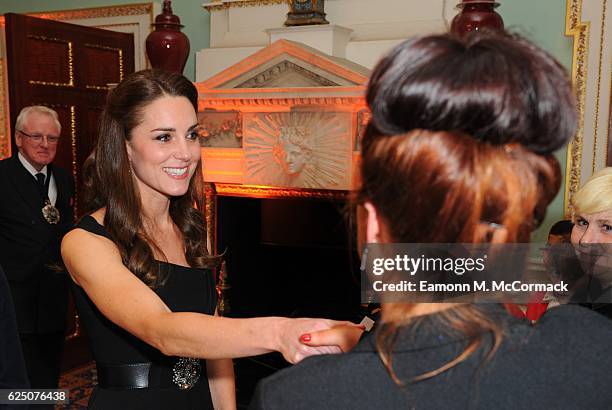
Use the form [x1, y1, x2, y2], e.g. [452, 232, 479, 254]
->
[18, 129, 60, 144]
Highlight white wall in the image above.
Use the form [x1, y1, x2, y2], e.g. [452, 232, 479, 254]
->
[197, 0, 456, 81]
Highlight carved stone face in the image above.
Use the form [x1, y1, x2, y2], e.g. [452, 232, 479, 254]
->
[282, 141, 307, 175]
[278, 126, 309, 175]
[244, 112, 351, 190]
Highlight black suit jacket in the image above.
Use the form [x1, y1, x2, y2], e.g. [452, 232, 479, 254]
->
[0, 155, 74, 334]
[250, 305, 612, 410]
[0, 264, 29, 389]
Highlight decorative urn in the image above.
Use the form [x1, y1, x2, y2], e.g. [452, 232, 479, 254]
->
[145, 0, 190, 74]
[451, 0, 504, 37]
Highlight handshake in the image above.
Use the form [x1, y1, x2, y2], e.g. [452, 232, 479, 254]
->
[277, 318, 366, 364]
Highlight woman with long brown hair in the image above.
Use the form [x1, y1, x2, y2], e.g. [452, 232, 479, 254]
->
[61, 69, 355, 409]
[250, 30, 612, 409]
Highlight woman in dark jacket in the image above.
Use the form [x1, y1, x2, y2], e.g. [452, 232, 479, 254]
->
[250, 30, 612, 410]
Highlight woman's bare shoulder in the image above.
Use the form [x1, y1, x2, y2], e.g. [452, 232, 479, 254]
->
[63, 208, 110, 249]
[62, 208, 122, 285]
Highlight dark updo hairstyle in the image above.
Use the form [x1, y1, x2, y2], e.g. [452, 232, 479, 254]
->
[83, 69, 212, 288]
[365, 30, 576, 155]
[360, 30, 577, 384]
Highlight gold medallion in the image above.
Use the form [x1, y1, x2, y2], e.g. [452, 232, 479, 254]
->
[42, 199, 60, 224]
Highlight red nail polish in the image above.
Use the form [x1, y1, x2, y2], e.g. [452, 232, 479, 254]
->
[300, 334, 311, 342]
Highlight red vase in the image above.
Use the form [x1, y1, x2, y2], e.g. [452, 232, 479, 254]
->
[145, 0, 190, 74]
[451, 0, 504, 37]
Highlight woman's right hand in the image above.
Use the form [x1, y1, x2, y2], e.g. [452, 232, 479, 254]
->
[299, 324, 365, 353]
[275, 318, 357, 364]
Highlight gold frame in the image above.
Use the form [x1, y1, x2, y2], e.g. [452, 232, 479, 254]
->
[564, 0, 611, 216]
[564, 0, 589, 217]
[83, 43, 125, 90]
[213, 183, 350, 200]
[0, 34, 10, 160]
[27, 35, 75, 87]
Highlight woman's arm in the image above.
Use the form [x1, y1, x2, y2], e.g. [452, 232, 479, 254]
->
[207, 357, 235, 410]
[208, 308, 236, 410]
[62, 228, 344, 363]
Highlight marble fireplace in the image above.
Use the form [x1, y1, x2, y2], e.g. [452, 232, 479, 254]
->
[196, 38, 370, 399]
[196, 38, 370, 318]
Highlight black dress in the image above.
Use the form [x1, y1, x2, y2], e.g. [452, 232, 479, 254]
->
[71, 216, 217, 409]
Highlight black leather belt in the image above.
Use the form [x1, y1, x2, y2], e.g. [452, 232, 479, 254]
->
[97, 363, 152, 389]
[97, 359, 202, 390]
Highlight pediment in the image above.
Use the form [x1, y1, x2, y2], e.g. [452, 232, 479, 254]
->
[198, 39, 370, 89]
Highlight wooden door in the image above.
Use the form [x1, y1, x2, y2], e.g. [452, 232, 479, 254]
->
[4, 13, 135, 370]
[5, 12, 135, 217]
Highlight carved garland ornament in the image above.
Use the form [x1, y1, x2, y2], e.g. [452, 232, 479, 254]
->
[199, 112, 243, 148]
[564, 0, 589, 217]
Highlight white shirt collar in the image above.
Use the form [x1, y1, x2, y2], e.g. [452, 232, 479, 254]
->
[18, 152, 48, 178]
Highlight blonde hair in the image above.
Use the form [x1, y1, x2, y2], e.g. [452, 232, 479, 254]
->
[15, 105, 62, 134]
[572, 167, 612, 216]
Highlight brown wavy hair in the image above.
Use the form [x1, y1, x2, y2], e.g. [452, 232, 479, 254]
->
[360, 130, 560, 383]
[360, 29, 576, 384]
[82, 69, 214, 288]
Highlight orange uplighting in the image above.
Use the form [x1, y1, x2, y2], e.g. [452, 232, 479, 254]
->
[195, 38, 370, 200]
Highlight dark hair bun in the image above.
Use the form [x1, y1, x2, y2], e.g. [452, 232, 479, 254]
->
[366, 30, 577, 155]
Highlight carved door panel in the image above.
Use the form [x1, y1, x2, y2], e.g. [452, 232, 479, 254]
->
[5, 13, 134, 217]
[4, 13, 134, 369]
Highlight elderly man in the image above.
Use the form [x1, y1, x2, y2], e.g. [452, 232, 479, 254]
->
[0, 106, 74, 391]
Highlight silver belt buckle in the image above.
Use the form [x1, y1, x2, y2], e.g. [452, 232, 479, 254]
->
[172, 357, 201, 390]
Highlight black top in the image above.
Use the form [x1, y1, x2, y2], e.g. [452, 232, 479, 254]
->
[72, 215, 217, 409]
[251, 304, 612, 410]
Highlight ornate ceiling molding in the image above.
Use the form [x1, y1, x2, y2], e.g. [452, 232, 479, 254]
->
[203, 0, 289, 12]
[28, 3, 153, 21]
[0, 3, 153, 25]
[201, 96, 365, 109]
